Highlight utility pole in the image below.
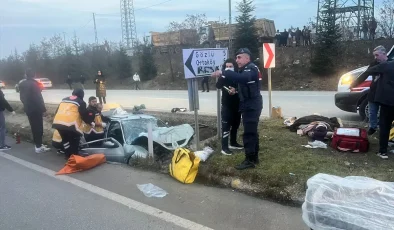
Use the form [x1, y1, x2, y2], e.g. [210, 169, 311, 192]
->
[93, 12, 98, 44]
[62, 32, 67, 48]
[228, 0, 232, 57]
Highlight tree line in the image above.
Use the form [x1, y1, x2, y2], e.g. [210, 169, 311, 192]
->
[0, 33, 159, 85]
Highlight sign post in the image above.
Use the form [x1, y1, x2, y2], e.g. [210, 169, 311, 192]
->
[183, 48, 228, 149]
[263, 43, 276, 118]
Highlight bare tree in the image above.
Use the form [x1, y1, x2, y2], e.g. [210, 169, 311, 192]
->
[378, 0, 394, 38]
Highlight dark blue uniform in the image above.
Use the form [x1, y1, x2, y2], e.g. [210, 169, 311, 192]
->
[223, 61, 263, 167]
[216, 70, 242, 154]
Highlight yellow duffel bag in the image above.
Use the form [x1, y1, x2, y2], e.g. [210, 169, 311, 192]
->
[169, 148, 200, 184]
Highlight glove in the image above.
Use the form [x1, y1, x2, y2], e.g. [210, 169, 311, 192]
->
[102, 122, 107, 128]
[11, 111, 16, 116]
[91, 122, 95, 128]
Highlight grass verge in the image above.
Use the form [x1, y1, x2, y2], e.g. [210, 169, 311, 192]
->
[6, 101, 394, 205]
[198, 119, 394, 204]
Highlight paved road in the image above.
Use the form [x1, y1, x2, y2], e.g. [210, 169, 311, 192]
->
[0, 137, 309, 230]
[4, 89, 361, 121]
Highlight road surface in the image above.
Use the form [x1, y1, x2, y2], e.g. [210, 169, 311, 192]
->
[4, 89, 361, 121]
[0, 137, 309, 230]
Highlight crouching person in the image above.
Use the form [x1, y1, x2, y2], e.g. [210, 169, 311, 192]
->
[52, 129, 64, 154]
[53, 89, 95, 159]
[83, 103, 109, 147]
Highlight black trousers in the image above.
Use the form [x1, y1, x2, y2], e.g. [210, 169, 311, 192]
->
[242, 109, 262, 160]
[98, 97, 106, 104]
[26, 112, 43, 148]
[221, 105, 241, 150]
[58, 129, 81, 159]
[201, 77, 209, 92]
[379, 105, 394, 153]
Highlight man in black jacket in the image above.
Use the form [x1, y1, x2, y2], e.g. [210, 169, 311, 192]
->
[355, 60, 394, 159]
[19, 69, 50, 153]
[0, 89, 15, 150]
[351, 45, 391, 135]
[216, 58, 243, 155]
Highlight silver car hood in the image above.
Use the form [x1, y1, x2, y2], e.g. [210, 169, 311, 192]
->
[136, 124, 194, 150]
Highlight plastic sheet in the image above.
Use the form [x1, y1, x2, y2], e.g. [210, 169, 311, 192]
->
[302, 141, 327, 149]
[302, 173, 394, 230]
[194, 146, 214, 162]
[137, 183, 168, 198]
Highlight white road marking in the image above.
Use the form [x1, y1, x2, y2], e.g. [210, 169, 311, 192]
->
[0, 152, 213, 230]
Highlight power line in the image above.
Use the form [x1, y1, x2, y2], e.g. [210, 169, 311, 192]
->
[96, 0, 173, 17]
[135, 0, 172, 11]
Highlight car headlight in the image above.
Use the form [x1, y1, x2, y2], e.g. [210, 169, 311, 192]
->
[340, 74, 353, 85]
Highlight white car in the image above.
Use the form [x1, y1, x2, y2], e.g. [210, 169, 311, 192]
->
[335, 45, 394, 120]
[35, 78, 53, 88]
[337, 66, 371, 92]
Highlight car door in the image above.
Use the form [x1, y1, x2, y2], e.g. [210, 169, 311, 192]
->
[106, 121, 125, 146]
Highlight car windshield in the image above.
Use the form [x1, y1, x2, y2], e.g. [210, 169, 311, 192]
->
[121, 118, 167, 144]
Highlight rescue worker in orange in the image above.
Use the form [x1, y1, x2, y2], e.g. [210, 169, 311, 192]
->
[83, 100, 110, 146]
[53, 89, 95, 159]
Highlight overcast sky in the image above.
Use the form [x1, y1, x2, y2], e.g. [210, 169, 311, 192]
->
[0, 0, 380, 58]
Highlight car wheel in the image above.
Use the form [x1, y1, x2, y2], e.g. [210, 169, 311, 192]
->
[359, 99, 368, 121]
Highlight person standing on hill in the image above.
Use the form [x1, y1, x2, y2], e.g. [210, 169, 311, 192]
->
[80, 75, 86, 90]
[66, 75, 73, 90]
[94, 70, 107, 104]
[133, 72, 141, 90]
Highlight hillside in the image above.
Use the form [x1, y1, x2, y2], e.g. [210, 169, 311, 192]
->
[129, 38, 393, 91]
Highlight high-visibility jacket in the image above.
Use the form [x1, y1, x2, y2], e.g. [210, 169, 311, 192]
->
[52, 96, 89, 135]
[83, 112, 104, 134]
[52, 129, 62, 143]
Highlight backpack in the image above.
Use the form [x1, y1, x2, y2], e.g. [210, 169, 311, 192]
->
[331, 128, 369, 153]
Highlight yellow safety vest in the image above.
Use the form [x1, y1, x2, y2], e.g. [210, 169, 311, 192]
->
[52, 130, 62, 143]
[82, 113, 104, 134]
[53, 97, 84, 134]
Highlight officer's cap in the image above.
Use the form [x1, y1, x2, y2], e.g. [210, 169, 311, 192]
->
[236, 48, 252, 57]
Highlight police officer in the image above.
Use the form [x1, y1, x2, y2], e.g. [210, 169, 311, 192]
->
[53, 89, 95, 159]
[216, 58, 243, 155]
[212, 48, 263, 170]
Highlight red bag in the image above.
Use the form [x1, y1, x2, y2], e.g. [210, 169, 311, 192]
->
[331, 128, 369, 153]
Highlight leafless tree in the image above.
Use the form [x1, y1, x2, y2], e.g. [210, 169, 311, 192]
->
[378, 0, 394, 38]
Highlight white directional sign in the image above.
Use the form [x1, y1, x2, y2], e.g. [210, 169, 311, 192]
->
[183, 48, 228, 79]
[263, 43, 275, 68]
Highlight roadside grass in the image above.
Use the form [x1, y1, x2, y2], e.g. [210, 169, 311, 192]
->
[202, 119, 394, 203]
[7, 101, 394, 204]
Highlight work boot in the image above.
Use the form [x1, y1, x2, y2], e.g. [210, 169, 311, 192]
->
[251, 154, 260, 165]
[221, 149, 233, 156]
[368, 128, 376, 135]
[235, 158, 255, 170]
[230, 143, 244, 150]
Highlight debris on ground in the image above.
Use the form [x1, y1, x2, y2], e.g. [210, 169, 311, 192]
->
[302, 173, 394, 230]
[137, 183, 168, 198]
[302, 141, 327, 149]
[171, 108, 187, 113]
[194, 146, 214, 162]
